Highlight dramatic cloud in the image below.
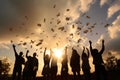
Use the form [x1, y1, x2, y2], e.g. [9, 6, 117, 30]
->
[79, 0, 95, 13]
[1, 0, 120, 53]
[107, 15, 120, 52]
[100, 0, 108, 6]
[0, 43, 10, 50]
[0, 0, 79, 45]
[98, 15, 120, 53]
[107, 0, 120, 18]
[108, 15, 120, 39]
[0, 0, 97, 50]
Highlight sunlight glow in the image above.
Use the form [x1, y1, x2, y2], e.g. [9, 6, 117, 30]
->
[46, 50, 50, 55]
[53, 48, 63, 58]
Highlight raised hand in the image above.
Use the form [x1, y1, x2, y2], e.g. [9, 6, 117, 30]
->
[89, 40, 93, 51]
[45, 47, 47, 50]
[26, 50, 29, 58]
[83, 46, 85, 50]
[89, 40, 92, 44]
[86, 47, 90, 57]
[86, 47, 89, 50]
[26, 50, 29, 53]
[13, 44, 16, 48]
[102, 39, 104, 43]
[12, 44, 18, 57]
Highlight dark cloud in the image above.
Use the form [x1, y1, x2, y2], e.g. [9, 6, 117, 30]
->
[106, 15, 120, 53]
[108, 38, 120, 52]
[0, 0, 84, 51]
[106, 33, 120, 52]
[0, 0, 39, 41]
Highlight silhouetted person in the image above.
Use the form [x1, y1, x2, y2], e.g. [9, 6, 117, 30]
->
[70, 48, 80, 79]
[42, 48, 51, 79]
[12, 44, 25, 80]
[89, 40, 107, 80]
[32, 52, 38, 80]
[61, 47, 68, 79]
[23, 50, 33, 80]
[50, 49, 58, 79]
[82, 47, 91, 80]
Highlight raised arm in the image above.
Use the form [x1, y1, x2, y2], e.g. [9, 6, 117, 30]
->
[86, 48, 90, 57]
[12, 44, 18, 57]
[99, 40, 105, 54]
[82, 46, 85, 54]
[43, 48, 47, 59]
[89, 40, 93, 53]
[26, 50, 29, 58]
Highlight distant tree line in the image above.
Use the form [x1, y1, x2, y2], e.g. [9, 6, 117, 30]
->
[0, 57, 11, 76]
[105, 52, 120, 71]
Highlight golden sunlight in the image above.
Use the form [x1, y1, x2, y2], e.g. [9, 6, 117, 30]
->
[46, 50, 50, 55]
[53, 48, 63, 58]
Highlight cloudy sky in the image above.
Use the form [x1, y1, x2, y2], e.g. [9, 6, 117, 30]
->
[0, 0, 120, 76]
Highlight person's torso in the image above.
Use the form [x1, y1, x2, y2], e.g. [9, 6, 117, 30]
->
[15, 56, 24, 67]
[92, 53, 104, 65]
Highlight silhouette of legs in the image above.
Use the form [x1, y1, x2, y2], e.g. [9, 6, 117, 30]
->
[12, 67, 21, 80]
[17, 70, 21, 80]
[50, 66, 57, 80]
[32, 71, 37, 80]
[83, 69, 91, 80]
[95, 65, 107, 80]
[61, 67, 68, 80]
[22, 71, 25, 80]
[12, 69, 16, 80]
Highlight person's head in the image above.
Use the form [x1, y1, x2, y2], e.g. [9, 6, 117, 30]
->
[72, 49, 78, 56]
[33, 52, 37, 57]
[72, 49, 76, 53]
[45, 54, 49, 59]
[93, 49, 98, 53]
[19, 52, 23, 56]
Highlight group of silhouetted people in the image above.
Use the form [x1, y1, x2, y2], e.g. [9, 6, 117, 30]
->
[89, 40, 107, 80]
[12, 40, 108, 80]
[42, 47, 69, 80]
[12, 44, 38, 80]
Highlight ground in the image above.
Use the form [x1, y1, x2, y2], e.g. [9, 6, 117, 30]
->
[0, 71, 120, 80]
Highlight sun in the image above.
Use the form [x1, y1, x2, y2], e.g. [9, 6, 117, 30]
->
[52, 48, 63, 58]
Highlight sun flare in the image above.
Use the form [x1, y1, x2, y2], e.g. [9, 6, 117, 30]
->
[53, 48, 63, 58]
